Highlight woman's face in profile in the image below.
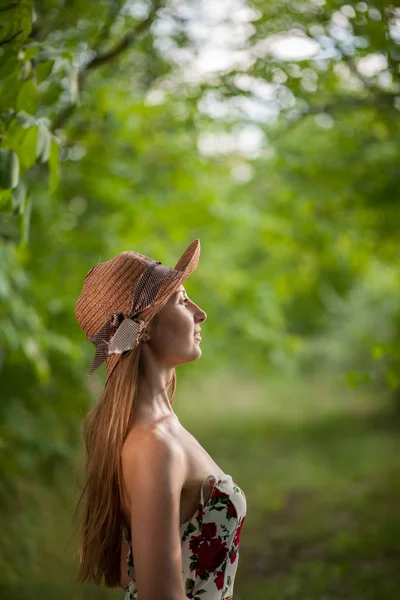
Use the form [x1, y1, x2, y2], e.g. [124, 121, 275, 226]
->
[146, 285, 207, 366]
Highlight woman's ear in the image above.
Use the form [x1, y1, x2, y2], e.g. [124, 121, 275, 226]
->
[141, 330, 151, 343]
[145, 313, 158, 339]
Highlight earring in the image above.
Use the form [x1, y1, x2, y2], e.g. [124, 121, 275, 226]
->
[141, 331, 150, 343]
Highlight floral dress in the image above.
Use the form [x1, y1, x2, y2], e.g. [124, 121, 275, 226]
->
[123, 472, 247, 600]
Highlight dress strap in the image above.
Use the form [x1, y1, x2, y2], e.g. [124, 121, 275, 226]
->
[122, 526, 131, 543]
[200, 474, 219, 506]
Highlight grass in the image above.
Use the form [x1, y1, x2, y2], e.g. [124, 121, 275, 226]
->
[179, 372, 400, 600]
[2, 372, 400, 599]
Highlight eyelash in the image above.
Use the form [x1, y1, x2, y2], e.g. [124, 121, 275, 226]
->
[182, 298, 189, 305]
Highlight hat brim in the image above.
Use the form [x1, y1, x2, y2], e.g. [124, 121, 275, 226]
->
[105, 239, 201, 384]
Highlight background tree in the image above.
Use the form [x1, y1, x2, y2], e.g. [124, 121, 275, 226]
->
[1, 1, 400, 597]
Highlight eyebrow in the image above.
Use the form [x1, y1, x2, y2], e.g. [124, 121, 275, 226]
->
[174, 289, 186, 296]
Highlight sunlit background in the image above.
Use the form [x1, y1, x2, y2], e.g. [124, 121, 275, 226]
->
[1, 1, 400, 599]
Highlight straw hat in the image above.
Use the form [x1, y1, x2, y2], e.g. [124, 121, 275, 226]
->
[75, 239, 200, 384]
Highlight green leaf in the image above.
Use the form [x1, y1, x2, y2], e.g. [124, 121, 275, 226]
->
[36, 59, 55, 84]
[19, 125, 38, 171]
[371, 344, 388, 359]
[386, 368, 400, 390]
[0, 69, 20, 111]
[0, 148, 20, 189]
[49, 138, 60, 192]
[6, 120, 28, 151]
[22, 42, 40, 61]
[11, 179, 27, 215]
[185, 578, 195, 591]
[0, 56, 20, 81]
[36, 123, 51, 163]
[346, 370, 372, 388]
[16, 79, 38, 115]
[0, 211, 19, 242]
[19, 193, 31, 248]
[0, 188, 12, 210]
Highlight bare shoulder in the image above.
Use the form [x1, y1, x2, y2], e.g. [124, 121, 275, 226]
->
[121, 421, 187, 493]
[122, 416, 184, 458]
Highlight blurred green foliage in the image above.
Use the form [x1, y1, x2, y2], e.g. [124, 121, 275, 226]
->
[1, 374, 400, 599]
[0, 0, 400, 595]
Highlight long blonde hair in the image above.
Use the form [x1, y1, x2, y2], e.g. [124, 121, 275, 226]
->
[76, 344, 177, 587]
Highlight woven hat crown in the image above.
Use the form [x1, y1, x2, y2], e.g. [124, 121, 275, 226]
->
[75, 251, 154, 340]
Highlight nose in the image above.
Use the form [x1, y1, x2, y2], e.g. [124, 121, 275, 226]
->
[195, 308, 207, 324]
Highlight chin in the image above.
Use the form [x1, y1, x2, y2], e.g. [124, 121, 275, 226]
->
[193, 347, 202, 360]
[189, 347, 202, 362]
[177, 347, 202, 366]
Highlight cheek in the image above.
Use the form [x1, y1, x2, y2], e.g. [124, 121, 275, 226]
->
[171, 315, 193, 344]
[154, 312, 193, 348]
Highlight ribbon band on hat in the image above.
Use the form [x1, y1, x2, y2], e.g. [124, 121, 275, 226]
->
[88, 312, 147, 374]
[87, 260, 178, 374]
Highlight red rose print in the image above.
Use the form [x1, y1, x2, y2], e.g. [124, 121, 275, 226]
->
[214, 569, 225, 590]
[230, 549, 237, 564]
[233, 517, 246, 546]
[202, 522, 217, 539]
[195, 538, 229, 577]
[189, 534, 202, 554]
[227, 502, 237, 519]
[213, 488, 225, 500]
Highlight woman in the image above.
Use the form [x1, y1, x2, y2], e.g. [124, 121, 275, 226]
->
[74, 239, 247, 600]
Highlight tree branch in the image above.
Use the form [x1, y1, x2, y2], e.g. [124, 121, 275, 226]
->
[296, 91, 398, 117]
[91, 0, 124, 54]
[272, 91, 400, 140]
[0, 30, 22, 45]
[0, 3, 18, 12]
[51, 1, 162, 133]
[85, 5, 161, 72]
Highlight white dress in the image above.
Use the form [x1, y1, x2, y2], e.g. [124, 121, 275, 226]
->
[123, 472, 247, 599]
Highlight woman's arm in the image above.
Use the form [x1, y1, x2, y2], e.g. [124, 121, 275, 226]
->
[122, 433, 188, 600]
